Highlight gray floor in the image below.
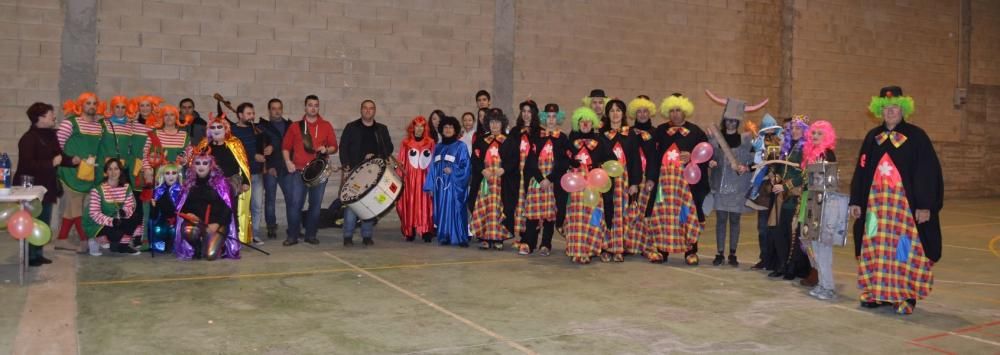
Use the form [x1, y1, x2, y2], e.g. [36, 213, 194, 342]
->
[2, 198, 999, 354]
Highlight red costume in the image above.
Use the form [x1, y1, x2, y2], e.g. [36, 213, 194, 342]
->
[396, 116, 435, 240]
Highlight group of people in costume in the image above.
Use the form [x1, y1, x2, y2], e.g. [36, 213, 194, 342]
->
[26, 84, 942, 315]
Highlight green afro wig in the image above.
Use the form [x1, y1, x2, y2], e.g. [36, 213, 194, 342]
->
[571, 107, 600, 132]
[868, 96, 915, 119]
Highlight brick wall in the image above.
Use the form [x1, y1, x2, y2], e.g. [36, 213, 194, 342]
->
[0, 0, 64, 155]
[972, 0, 1000, 85]
[94, 0, 494, 146]
[512, 0, 782, 130]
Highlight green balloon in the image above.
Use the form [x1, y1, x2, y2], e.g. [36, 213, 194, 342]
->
[27, 219, 52, 246]
[0, 204, 19, 229]
[26, 199, 42, 218]
[581, 188, 600, 208]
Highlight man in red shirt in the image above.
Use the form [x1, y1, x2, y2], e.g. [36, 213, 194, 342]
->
[281, 95, 338, 246]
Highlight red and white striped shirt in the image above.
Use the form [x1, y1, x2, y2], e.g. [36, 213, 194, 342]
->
[142, 129, 188, 170]
[57, 117, 104, 149]
[88, 183, 135, 227]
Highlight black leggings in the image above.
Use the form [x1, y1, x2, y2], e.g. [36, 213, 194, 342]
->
[523, 219, 554, 252]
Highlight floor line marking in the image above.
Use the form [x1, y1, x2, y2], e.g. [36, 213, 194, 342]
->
[323, 252, 537, 355]
[78, 258, 523, 286]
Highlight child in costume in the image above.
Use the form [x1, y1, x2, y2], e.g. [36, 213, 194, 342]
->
[396, 116, 435, 242]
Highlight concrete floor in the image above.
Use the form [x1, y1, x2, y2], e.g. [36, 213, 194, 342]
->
[2, 198, 999, 354]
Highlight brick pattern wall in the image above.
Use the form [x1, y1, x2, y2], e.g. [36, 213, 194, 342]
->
[94, 0, 494, 146]
[512, 0, 782, 131]
[972, 0, 1000, 85]
[0, 0, 64, 155]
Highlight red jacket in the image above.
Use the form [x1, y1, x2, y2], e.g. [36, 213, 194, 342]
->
[282, 115, 338, 170]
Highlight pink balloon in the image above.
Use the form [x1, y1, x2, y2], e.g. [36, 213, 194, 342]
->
[587, 168, 609, 189]
[691, 142, 714, 164]
[683, 162, 702, 184]
[560, 172, 586, 193]
[7, 209, 34, 240]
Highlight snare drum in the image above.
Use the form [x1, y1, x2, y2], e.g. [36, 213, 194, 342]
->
[339, 158, 403, 220]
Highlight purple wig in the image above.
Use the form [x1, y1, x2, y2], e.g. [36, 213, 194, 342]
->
[781, 115, 810, 157]
[173, 154, 239, 260]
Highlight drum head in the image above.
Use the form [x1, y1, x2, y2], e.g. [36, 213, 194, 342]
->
[303, 159, 326, 180]
[340, 158, 386, 203]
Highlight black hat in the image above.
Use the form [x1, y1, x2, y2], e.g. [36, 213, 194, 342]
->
[589, 89, 606, 98]
[544, 103, 559, 113]
[879, 86, 903, 98]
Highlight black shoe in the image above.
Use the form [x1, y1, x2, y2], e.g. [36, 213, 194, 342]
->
[750, 261, 765, 270]
[728, 255, 739, 267]
[860, 301, 884, 308]
[405, 236, 415, 242]
[767, 270, 784, 278]
[343, 238, 354, 247]
[458, 242, 469, 248]
[38, 256, 53, 264]
[304, 238, 319, 245]
[422, 234, 433, 243]
[29, 259, 43, 267]
[283, 240, 299, 246]
[266, 225, 278, 239]
[362, 238, 374, 247]
[712, 254, 724, 266]
[118, 245, 141, 255]
[782, 270, 796, 280]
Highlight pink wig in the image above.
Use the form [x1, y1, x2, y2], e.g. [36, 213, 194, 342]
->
[801, 120, 837, 168]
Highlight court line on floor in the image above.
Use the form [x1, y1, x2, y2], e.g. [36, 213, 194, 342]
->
[77, 258, 524, 286]
[322, 251, 537, 355]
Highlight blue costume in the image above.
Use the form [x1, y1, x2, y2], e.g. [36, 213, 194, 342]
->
[423, 136, 471, 246]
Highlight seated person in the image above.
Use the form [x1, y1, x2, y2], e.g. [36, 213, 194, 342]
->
[83, 158, 140, 256]
[149, 163, 183, 253]
[174, 153, 239, 261]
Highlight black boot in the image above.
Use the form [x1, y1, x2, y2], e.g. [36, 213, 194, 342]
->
[712, 253, 724, 266]
[266, 225, 277, 239]
[728, 254, 739, 267]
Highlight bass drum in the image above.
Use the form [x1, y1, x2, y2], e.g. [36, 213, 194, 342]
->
[339, 158, 403, 220]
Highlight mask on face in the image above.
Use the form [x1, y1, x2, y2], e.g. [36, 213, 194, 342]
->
[163, 171, 179, 185]
[209, 128, 226, 140]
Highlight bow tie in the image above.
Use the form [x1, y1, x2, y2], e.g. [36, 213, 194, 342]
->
[667, 126, 690, 136]
[875, 131, 907, 148]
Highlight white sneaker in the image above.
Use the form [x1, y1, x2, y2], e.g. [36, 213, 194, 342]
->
[253, 237, 265, 246]
[808, 285, 824, 297]
[816, 288, 837, 301]
[88, 239, 102, 256]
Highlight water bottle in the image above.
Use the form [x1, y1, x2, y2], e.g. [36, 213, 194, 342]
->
[0, 153, 10, 188]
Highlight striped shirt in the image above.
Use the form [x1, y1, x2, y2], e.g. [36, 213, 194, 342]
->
[88, 183, 135, 227]
[142, 129, 188, 170]
[57, 117, 104, 149]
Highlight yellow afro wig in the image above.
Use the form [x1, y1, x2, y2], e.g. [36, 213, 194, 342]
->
[660, 95, 694, 119]
[627, 97, 657, 119]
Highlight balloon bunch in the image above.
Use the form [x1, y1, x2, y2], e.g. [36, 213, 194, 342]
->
[1, 201, 51, 246]
[683, 142, 714, 184]
[558, 160, 628, 208]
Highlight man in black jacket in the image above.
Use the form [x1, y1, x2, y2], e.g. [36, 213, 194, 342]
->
[339, 99, 394, 247]
[259, 98, 291, 239]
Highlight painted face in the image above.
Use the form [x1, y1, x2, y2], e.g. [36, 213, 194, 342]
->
[792, 124, 804, 140]
[305, 99, 319, 117]
[193, 158, 212, 177]
[360, 101, 376, 120]
[477, 95, 490, 109]
[883, 105, 902, 127]
[579, 120, 593, 133]
[209, 123, 226, 141]
[163, 169, 179, 185]
[462, 114, 475, 131]
[269, 102, 283, 119]
[811, 128, 824, 146]
[609, 105, 624, 127]
[113, 103, 127, 118]
[36, 109, 56, 129]
[139, 101, 153, 116]
[489, 120, 502, 133]
[414, 123, 425, 137]
[724, 119, 739, 131]
[590, 98, 604, 115]
[442, 124, 456, 138]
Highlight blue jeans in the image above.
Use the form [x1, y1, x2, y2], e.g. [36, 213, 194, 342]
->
[250, 174, 264, 234]
[263, 171, 290, 227]
[343, 208, 374, 240]
[284, 172, 327, 241]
